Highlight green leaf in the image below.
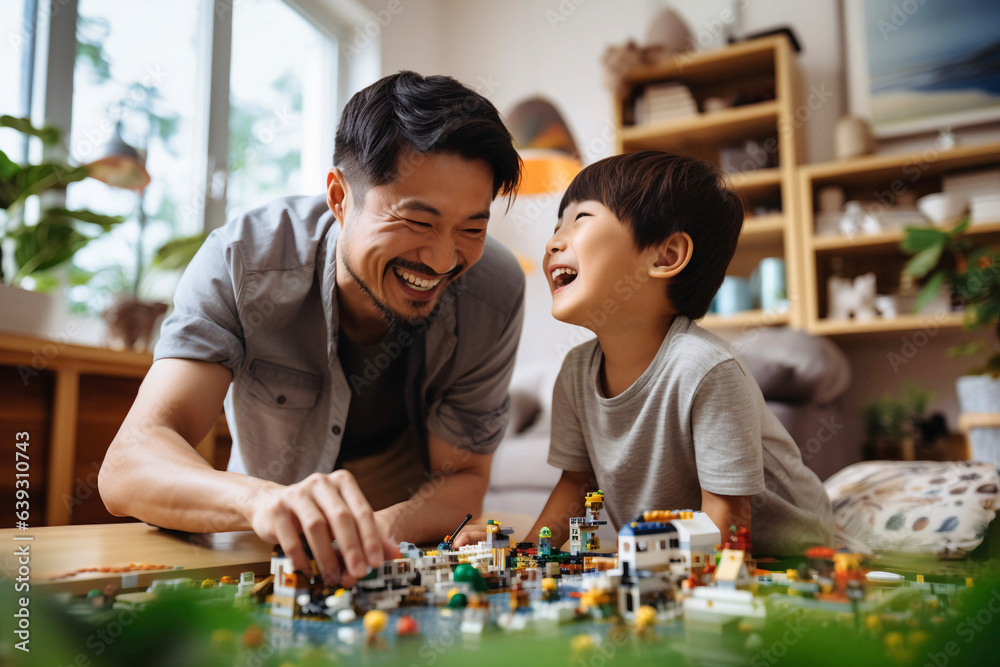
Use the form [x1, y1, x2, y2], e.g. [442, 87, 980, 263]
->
[901, 226, 947, 254]
[46, 207, 125, 232]
[948, 341, 987, 358]
[914, 271, 946, 313]
[151, 233, 207, 271]
[13, 162, 89, 206]
[948, 215, 971, 237]
[0, 115, 61, 145]
[904, 243, 944, 279]
[27, 272, 61, 293]
[11, 220, 90, 279]
[0, 148, 19, 181]
[67, 264, 98, 287]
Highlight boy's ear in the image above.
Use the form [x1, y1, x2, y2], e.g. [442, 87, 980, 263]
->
[648, 232, 693, 279]
[327, 168, 351, 223]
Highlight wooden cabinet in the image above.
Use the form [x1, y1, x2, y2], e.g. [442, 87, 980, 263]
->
[0, 332, 229, 527]
[799, 142, 1000, 338]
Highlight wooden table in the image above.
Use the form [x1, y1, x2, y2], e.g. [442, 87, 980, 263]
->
[0, 513, 536, 596]
[0, 522, 273, 595]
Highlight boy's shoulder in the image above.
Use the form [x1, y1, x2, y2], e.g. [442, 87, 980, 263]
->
[668, 316, 742, 375]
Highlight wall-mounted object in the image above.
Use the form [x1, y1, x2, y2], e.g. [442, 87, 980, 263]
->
[844, 0, 1000, 137]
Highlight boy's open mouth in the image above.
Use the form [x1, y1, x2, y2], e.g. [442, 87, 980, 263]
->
[551, 266, 578, 292]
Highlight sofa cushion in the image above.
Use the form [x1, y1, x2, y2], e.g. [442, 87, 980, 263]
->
[735, 328, 851, 404]
[824, 460, 999, 558]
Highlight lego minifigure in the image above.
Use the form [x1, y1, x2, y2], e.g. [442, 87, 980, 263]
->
[538, 526, 552, 557]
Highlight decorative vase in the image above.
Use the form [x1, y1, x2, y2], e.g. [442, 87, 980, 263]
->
[834, 115, 876, 160]
[956, 375, 1000, 467]
[102, 294, 168, 352]
[0, 283, 56, 337]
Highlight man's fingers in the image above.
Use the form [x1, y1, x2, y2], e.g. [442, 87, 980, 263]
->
[287, 495, 341, 586]
[330, 471, 388, 570]
[272, 510, 313, 575]
[314, 481, 367, 579]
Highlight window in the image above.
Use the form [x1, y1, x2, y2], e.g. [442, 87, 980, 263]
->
[21, 0, 360, 321]
[67, 0, 207, 309]
[227, 0, 337, 218]
[636, 540, 648, 553]
[658, 540, 666, 550]
[670, 538, 679, 549]
[1, 0, 28, 159]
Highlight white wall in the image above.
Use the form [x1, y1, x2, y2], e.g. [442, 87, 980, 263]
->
[369, 0, 987, 436]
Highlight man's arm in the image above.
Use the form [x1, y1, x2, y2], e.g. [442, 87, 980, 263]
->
[375, 431, 493, 546]
[99, 358, 395, 585]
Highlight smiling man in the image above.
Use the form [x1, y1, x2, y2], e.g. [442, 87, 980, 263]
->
[99, 72, 524, 584]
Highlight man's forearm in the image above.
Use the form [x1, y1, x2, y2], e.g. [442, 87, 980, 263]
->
[100, 423, 278, 533]
[376, 469, 488, 545]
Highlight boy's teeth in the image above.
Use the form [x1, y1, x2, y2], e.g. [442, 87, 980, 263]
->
[551, 267, 578, 279]
[394, 267, 442, 292]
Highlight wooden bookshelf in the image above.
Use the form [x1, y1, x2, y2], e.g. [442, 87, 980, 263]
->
[613, 35, 805, 331]
[799, 142, 1000, 336]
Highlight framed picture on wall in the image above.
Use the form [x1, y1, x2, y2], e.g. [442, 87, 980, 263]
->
[844, 0, 1000, 137]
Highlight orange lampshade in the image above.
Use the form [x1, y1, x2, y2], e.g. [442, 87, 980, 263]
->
[85, 121, 150, 191]
[518, 150, 582, 196]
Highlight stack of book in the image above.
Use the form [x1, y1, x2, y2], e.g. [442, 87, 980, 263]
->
[633, 82, 698, 126]
[944, 168, 1000, 225]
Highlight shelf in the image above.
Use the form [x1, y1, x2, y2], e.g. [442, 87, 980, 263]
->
[621, 35, 784, 87]
[812, 220, 1000, 252]
[620, 101, 780, 151]
[801, 141, 1000, 187]
[740, 214, 785, 247]
[701, 309, 790, 330]
[809, 312, 966, 337]
[729, 167, 782, 193]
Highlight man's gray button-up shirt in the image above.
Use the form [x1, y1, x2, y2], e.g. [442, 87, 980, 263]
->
[153, 194, 525, 484]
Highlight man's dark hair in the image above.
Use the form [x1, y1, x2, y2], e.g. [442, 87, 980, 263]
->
[558, 151, 744, 320]
[334, 71, 521, 202]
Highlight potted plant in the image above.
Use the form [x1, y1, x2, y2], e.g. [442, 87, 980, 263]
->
[98, 231, 206, 351]
[0, 115, 124, 336]
[862, 382, 944, 460]
[901, 216, 1000, 465]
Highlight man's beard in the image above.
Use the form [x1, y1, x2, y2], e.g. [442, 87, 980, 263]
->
[341, 249, 435, 328]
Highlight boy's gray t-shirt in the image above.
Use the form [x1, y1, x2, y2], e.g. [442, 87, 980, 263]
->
[548, 315, 833, 555]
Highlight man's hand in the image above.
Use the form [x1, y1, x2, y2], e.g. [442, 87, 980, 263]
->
[248, 470, 400, 585]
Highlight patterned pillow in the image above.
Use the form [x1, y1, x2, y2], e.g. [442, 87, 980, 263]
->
[824, 460, 999, 558]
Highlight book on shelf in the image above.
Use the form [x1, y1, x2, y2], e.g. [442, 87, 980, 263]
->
[634, 82, 698, 126]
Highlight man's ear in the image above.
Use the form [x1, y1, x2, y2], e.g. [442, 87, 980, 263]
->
[648, 232, 693, 279]
[327, 168, 351, 223]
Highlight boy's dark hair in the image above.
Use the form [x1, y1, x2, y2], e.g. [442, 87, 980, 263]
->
[334, 71, 521, 202]
[558, 151, 743, 319]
